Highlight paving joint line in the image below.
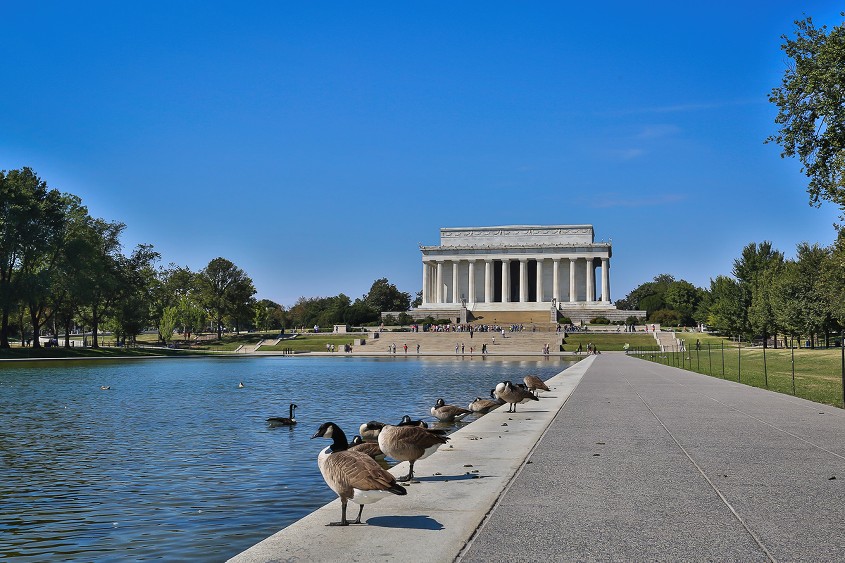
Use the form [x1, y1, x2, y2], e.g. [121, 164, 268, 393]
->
[635, 360, 845, 462]
[455, 371, 584, 562]
[620, 371, 777, 563]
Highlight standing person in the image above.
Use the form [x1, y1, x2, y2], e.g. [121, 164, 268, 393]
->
[404, 343, 408, 354]
[461, 343, 465, 354]
[416, 343, 420, 353]
[577, 343, 583, 355]
[455, 343, 459, 354]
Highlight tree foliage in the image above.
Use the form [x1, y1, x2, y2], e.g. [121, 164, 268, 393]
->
[768, 15, 845, 213]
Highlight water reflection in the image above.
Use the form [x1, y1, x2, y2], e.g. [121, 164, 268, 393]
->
[0, 356, 574, 561]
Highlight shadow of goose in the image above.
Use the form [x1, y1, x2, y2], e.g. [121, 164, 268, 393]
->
[366, 515, 444, 530]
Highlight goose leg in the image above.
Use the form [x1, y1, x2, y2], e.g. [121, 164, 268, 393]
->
[353, 504, 365, 524]
[398, 460, 415, 482]
[329, 499, 350, 526]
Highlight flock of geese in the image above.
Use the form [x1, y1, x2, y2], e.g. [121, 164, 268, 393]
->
[277, 373, 552, 526]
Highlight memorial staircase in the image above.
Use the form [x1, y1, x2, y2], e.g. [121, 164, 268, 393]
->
[366, 329, 562, 355]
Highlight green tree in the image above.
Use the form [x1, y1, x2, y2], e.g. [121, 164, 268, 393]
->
[732, 241, 784, 341]
[0, 168, 70, 347]
[768, 15, 845, 214]
[664, 280, 702, 326]
[365, 278, 411, 312]
[197, 257, 256, 339]
[159, 306, 179, 345]
[707, 275, 745, 336]
[617, 274, 675, 318]
[254, 299, 287, 331]
[771, 243, 830, 347]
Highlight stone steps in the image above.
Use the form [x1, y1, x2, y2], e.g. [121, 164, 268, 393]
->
[365, 331, 562, 354]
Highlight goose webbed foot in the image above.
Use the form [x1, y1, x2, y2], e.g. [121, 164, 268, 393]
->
[397, 473, 413, 482]
[328, 520, 350, 526]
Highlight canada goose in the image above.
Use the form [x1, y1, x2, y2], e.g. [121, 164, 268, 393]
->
[523, 375, 550, 394]
[430, 398, 472, 422]
[398, 415, 429, 428]
[312, 422, 407, 525]
[267, 403, 298, 426]
[495, 381, 539, 413]
[350, 435, 386, 459]
[238, 381, 245, 388]
[397, 415, 448, 436]
[359, 421, 385, 442]
[468, 397, 501, 414]
[377, 424, 449, 482]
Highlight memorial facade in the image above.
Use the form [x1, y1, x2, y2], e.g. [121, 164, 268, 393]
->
[413, 224, 641, 323]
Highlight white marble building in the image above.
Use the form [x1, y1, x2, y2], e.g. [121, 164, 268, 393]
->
[413, 224, 640, 322]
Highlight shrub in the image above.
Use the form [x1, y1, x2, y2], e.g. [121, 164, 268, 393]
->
[559, 316, 573, 324]
[649, 309, 682, 326]
[397, 312, 414, 326]
[382, 314, 397, 326]
[626, 315, 642, 325]
[590, 316, 611, 325]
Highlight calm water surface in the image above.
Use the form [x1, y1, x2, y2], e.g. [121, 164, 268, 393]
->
[0, 356, 574, 561]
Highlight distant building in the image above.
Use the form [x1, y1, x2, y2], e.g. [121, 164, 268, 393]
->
[411, 224, 644, 324]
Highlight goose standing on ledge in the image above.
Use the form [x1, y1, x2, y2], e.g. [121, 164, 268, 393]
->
[267, 403, 298, 426]
[495, 381, 539, 413]
[377, 423, 449, 482]
[523, 374, 550, 394]
[468, 397, 500, 414]
[312, 422, 407, 525]
[430, 398, 472, 422]
[350, 435, 385, 459]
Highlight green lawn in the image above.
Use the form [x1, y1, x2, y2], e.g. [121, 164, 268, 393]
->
[561, 332, 657, 352]
[635, 341, 845, 408]
[260, 334, 358, 352]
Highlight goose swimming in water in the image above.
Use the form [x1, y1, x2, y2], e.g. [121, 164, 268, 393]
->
[359, 420, 385, 443]
[312, 422, 407, 525]
[267, 403, 298, 426]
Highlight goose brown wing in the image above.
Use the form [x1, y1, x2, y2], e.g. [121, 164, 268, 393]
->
[326, 450, 398, 492]
[439, 405, 472, 417]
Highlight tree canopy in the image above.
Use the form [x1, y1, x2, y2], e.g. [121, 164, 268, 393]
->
[768, 15, 845, 214]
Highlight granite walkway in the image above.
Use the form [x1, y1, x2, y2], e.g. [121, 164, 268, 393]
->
[460, 353, 845, 562]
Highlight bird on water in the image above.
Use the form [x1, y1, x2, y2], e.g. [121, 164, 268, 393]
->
[267, 403, 298, 426]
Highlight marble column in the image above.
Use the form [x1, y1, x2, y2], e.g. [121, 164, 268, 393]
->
[601, 258, 610, 303]
[552, 258, 560, 303]
[536, 259, 544, 302]
[435, 261, 443, 304]
[586, 259, 595, 302]
[569, 258, 577, 302]
[502, 259, 510, 303]
[422, 261, 430, 305]
[519, 259, 528, 302]
[452, 261, 459, 303]
[484, 260, 493, 303]
[468, 260, 476, 303]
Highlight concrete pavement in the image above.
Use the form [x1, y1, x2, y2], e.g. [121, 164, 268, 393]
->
[229, 354, 845, 562]
[460, 354, 845, 562]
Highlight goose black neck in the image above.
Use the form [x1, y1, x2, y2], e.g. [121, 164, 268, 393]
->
[329, 424, 350, 452]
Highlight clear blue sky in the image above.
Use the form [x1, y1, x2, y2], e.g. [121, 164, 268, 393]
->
[2, 1, 843, 307]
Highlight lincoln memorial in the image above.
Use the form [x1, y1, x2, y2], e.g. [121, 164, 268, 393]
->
[412, 224, 643, 323]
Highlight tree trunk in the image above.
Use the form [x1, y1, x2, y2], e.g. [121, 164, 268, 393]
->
[63, 317, 72, 347]
[0, 308, 9, 348]
[91, 306, 100, 348]
[29, 306, 44, 348]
